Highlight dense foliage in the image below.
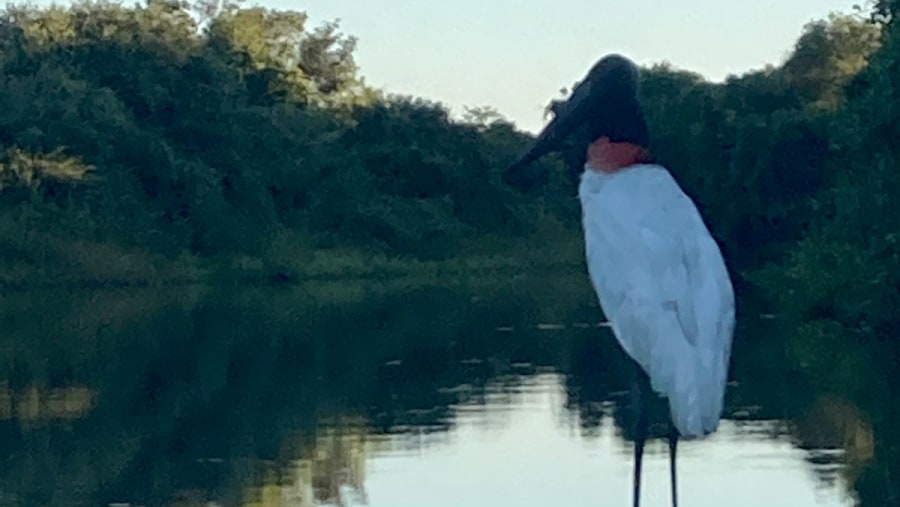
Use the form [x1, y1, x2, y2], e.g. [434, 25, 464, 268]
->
[0, 0, 892, 324]
[1, 0, 897, 340]
[0, 0, 891, 288]
[0, 0, 572, 284]
[747, 11, 900, 492]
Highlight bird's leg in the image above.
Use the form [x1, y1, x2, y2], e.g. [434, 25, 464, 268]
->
[668, 417, 679, 507]
[631, 375, 649, 507]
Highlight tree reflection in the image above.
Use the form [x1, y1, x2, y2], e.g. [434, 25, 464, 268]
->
[0, 275, 896, 506]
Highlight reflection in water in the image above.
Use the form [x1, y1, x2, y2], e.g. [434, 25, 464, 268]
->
[242, 418, 369, 507]
[363, 374, 853, 507]
[0, 384, 95, 427]
[0, 274, 895, 506]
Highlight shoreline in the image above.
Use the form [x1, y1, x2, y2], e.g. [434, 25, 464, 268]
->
[0, 237, 587, 293]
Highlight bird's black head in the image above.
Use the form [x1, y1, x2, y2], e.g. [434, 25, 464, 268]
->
[505, 54, 649, 174]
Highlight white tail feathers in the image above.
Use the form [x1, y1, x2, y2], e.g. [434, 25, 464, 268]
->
[645, 339, 727, 438]
[615, 309, 727, 439]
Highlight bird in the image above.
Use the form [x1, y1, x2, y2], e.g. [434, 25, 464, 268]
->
[505, 54, 736, 507]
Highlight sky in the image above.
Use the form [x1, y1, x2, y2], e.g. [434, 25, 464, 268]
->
[258, 0, 861, 132]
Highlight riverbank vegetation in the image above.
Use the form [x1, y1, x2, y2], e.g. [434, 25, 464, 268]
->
[1, 0, 898, 352]
[0, 0, 585, 290]
[0, 0, 894, 296]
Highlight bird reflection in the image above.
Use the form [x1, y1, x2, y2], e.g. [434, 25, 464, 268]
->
[563, 327, 684, 506]
[564, 330, 675, 441]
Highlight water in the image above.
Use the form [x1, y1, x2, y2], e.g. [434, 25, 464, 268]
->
[0, 273, 894, 506]
[356, 374, 850, 507]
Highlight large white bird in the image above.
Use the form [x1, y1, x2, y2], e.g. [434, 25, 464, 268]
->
[505, 54, 736, 507]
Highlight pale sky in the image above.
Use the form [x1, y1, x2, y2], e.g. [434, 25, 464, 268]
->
[264, 0, 861, 132]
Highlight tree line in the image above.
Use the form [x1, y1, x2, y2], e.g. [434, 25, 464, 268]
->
[1, 0, 898, 358]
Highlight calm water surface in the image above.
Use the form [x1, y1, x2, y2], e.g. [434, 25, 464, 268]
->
[0, 274, 893, 506]
[354, 374, 852, 507]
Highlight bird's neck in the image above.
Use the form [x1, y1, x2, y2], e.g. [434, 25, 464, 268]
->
[585, 139, 653, 174]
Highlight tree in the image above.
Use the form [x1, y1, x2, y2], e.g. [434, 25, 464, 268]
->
[781, 12, 882, 108]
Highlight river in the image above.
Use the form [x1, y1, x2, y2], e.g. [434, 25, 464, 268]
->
[0, 272, 893, 506]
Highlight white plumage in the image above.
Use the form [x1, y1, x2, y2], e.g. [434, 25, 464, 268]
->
[578, 162, 735, 438]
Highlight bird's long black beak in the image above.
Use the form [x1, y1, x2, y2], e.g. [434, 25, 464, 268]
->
[505, 54, 640, 172]
[505, 79, 597, 172]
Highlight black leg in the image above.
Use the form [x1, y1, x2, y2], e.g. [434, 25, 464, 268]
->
[631, 376, 649, 507]
[668, 418, 679, 507]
